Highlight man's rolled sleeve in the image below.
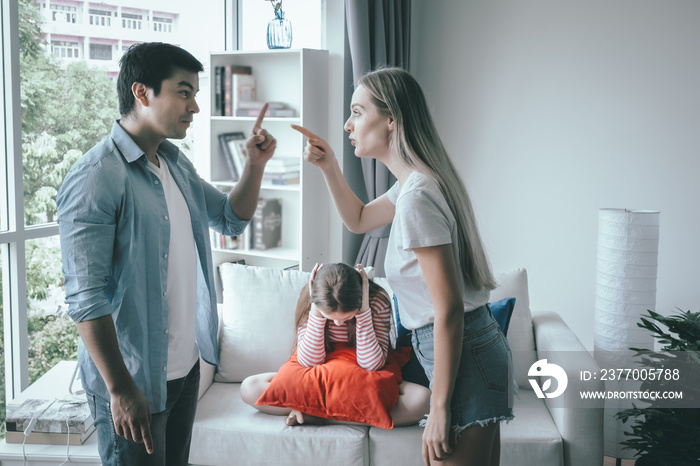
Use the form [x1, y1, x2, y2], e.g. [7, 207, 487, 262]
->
[202, 180, 249, 237]
[57, 161, 117, 323]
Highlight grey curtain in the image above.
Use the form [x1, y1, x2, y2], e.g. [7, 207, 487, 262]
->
[345, 0, 411, 277]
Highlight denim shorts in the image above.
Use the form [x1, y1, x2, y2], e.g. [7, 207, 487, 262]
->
[411, 304, 514, 432]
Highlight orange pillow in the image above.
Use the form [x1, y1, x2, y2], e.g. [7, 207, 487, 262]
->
[256, 344, 411, 429]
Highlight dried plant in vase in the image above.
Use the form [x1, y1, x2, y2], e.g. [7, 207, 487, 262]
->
[265, 0, 292, 49]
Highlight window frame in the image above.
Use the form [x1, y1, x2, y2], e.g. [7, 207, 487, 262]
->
[2, 0, 32, 401]
[1, 0, 240, 405]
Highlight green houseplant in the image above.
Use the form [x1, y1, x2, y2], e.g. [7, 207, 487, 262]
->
[615, 309, 700, 466]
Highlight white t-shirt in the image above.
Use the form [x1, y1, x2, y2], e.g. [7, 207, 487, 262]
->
[384, 171, 489, 330]
[149, 155, 200, 380]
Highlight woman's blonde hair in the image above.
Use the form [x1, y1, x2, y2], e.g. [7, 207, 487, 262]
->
[358, 67, 496, 291]
[293, 263, 389, 352]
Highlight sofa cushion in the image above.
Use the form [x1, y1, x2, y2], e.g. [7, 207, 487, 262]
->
[216, 264, 311, 383]
[367, 390, 563, 466]
[492, 268, 537, 389]
[500, 389, 564, 466]
[191, 382, 369, 466]
[256, 346, 410, 429]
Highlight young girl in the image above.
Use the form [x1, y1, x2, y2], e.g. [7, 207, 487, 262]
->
[292, 68, 513, 466]
[241, 262, 431, 427]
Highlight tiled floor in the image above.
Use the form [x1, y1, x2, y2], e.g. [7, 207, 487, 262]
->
[603, 456, 636, 466]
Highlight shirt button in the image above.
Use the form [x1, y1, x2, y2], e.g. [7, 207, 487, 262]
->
[164, 253, 168, 259]
[154, 180, 159, 185]
[164, 215, 169, 221]
[163, 366, 167, 372]
[162, 291, 167, 297]
[164, 329, 169, 334]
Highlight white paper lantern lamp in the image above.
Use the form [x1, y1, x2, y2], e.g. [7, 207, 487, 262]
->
[594, 208, 660, 460]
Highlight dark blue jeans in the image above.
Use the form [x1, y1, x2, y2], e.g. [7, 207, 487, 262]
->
[86, 360, 200, 466]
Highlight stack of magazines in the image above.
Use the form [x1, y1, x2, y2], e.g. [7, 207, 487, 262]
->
[5, 398, 95, 445]
[263, 156, 300, 186]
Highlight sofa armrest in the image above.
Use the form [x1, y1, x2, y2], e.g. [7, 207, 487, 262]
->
[198, 303, 223, 401]
[532, 311, 603, 466]
[198, 358, 216, 400]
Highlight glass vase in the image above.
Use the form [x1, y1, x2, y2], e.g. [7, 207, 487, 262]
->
[267, 9, 292, 49]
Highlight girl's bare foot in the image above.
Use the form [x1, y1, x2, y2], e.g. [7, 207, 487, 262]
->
[286, 410, 329, 426]
[286, 410, 305, 426]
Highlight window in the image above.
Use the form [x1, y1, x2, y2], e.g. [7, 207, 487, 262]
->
[2, 0, 325, 442]
[51, 40, 80, 59]
[50, 4, 76, 23]
[90, 43, 113, 61]
[154, 16, 173, 33]
[1, 248, 6, 439]
[122, 12, 143, 30]
[2, 0, 227, 440]
[89, 9, 113, 27]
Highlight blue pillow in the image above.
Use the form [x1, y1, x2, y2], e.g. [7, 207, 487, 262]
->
[393, 294, 412, 341]
[489, 297, 516, 336]
[393, 295, 516, 338]
[392, 295, 515, 389]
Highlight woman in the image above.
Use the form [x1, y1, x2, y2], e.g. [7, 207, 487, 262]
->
[292, 68, 513, 466]
[241, 262, 431, 427]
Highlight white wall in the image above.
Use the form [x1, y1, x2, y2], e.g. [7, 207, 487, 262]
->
[411, 0, 700, 349]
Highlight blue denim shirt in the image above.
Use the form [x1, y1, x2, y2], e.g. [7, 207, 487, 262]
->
[57, 121, 248, 412]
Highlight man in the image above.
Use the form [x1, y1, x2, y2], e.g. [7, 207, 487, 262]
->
[57, 42, 275, 465]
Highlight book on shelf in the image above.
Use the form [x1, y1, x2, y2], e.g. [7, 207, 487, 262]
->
[265, 156, 300, 173]
[214, 66, 223, 116]
[233, 74, 256, 115]
[251, 198, 282, 250]
[219, 65, 252, 116]
[235, 107, 296, 118]
[237, 101, 289, 110]
[262, 172, 300, 186]
[263, 157, 301, 185]
[210, 229, 242, 250]
[263, 170, 300, 179]
[5, 398, 94, 437]
[5, 425, 96, 446]
[218, 132, 247, 180]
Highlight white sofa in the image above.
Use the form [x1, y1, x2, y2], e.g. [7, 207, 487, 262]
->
[189, 264, 603, 466]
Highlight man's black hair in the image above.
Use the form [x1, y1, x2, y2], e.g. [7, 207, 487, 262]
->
[117, 42, 203, 116]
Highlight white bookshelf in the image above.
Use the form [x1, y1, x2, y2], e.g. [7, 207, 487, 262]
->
[204, 49, 330, 275]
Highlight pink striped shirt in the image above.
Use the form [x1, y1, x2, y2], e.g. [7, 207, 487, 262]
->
[296, 292, 392, 371]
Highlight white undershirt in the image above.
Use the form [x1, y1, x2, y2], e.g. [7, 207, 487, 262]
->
[149, 155, 199, 380]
